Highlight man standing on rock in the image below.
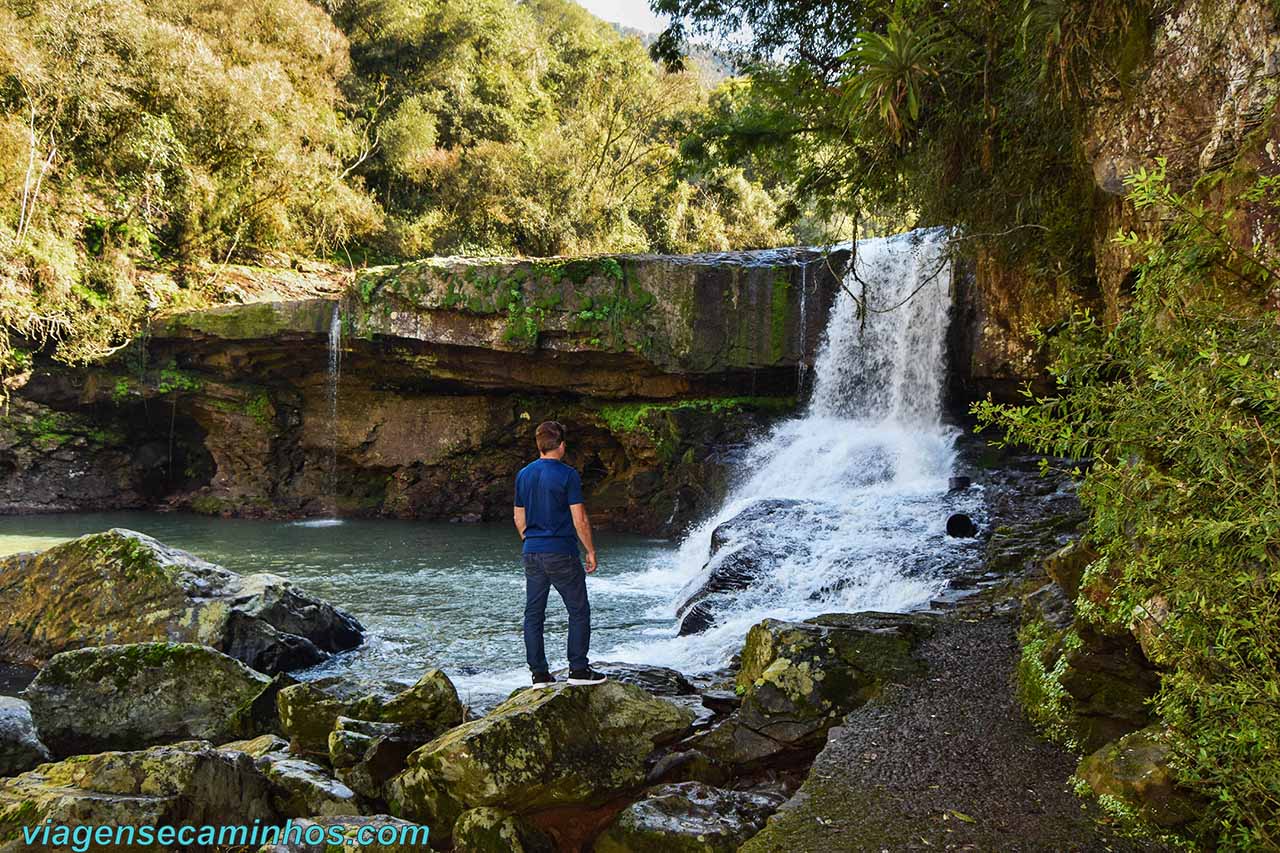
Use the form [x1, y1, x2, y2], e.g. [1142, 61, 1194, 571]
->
[513, 420, 607, 688]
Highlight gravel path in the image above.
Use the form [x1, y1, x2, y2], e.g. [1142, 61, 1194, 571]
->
[739, 608, 1171, 852]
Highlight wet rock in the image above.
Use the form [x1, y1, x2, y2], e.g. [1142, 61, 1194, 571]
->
[256, 752, 362, 818]
[0, 529, 363, 674]
[24, 643, 274, 757]
[0, 698, 50, 776]
[256, 815, 428, 852]
[279, 669, 462, 758]
[386, 681, 694, 843]
[329, 717, 427, 802]
[699, 689, 741, 715]
[593, 782, 781, 853]
[676, 499, 824, 636]
[948, 476, 972, 491]
[551, 662, 696, 696]
[692, 613, 932, 768]
[645, 749, 731, 786]
[946, 512, 978, 537]
[0, 741, 276, 844]
[452, 807, 554, 853]
[1077, 727, 1203, 828]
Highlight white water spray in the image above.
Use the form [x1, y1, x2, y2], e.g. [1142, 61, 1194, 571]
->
[595, 228, 982, 673]
[325, 304, 343, 520]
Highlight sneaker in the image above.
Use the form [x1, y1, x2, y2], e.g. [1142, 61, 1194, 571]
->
[567, 667, 608, 686]
[531, 672, 557, 689]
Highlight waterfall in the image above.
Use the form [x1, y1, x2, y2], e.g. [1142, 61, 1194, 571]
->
[325, 304, 342, 520]
[598, 228, 982, 673]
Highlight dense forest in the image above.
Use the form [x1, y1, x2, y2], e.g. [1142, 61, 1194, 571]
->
[0, 0, 793, 378]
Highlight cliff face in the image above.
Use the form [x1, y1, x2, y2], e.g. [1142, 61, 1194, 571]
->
[2, 249, 846, 534]
[952, 0, 1280, 402]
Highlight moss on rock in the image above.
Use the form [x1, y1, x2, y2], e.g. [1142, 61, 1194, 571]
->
[452, 807, 554, 853]
[24, 643, 274, 756]
[385, 681, 694, 844]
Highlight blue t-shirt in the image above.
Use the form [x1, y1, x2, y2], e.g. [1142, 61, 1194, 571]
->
[514, 458, 584, 554]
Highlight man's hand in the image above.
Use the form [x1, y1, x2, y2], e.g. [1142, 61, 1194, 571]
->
[570, 503, 596, 573]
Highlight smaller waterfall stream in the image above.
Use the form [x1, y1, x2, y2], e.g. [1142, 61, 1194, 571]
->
[300, 304, 344, 527]
[596, 228, 983, 674]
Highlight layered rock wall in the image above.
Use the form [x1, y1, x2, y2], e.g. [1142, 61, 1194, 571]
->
[2, 249, 847, 533]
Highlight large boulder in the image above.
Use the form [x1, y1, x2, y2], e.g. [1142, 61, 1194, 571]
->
[0, 741, 276, 851]
[1077, 726, 1203, 828]
[279, 669, 462, 758]
[255, 751, 362, 818]
[386, 681, 695, 843]
[693, 613, 932, 768]
[452, 807, 554, 853]
[24, 643, 273, 757]
[0, 698, 49, 776]
[0, 529, 363, 674]
[593, 782, 781, 853]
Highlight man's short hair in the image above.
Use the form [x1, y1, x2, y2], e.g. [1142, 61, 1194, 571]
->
[535, 420, 566, 453]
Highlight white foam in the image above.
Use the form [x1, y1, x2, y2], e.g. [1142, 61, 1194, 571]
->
[594, 229, 980, 674]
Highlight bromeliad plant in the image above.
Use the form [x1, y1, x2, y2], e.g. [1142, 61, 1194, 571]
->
[840, 16, 945, 144]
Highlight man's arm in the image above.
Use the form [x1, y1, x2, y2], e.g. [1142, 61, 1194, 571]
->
[513, 506, 526, 540]
[570, 504, 597, 573]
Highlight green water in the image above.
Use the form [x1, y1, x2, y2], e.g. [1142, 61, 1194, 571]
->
[0, 512, 678, 705]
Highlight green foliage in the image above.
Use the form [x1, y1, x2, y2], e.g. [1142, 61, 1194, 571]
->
[330, 0, 788, 258]
[840, 16, 944, 144]
[657, 0, 1157, 282]
[1014, 617, 1078, 748]
[0, 0, 789, 386]
[975, 169, 1280, 849]
[598, 395, 795, 436]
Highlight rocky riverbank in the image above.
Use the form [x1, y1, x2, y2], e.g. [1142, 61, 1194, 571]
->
[0, 439, 1194, 852]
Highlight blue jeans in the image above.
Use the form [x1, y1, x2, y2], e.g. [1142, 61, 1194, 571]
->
[523, 551, 590, 673]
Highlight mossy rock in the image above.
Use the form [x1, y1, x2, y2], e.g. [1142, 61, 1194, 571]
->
[0, 741, 275, 849]
[329, 717, 429, 802]
[220, 733, 289, 758]
[1042, 540, 1097, 600]
[255, 752, 362, 818]
[378, 668, 464, 734]
[386, 681, 695, 844]
[278, 678, 392, 758]
[280, 669, 462, 760]
[593, 782, 780, 853]
[1077, 726, 1204, 828]
[452, 807, 553, 853]
[0, 529, 363, 675]
[255, 815, 429, 852]
[729, 613, 933, 753]
[24, 643, 273, 757]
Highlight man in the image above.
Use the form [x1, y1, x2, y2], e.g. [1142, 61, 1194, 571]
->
[513, 420, 607, 688]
